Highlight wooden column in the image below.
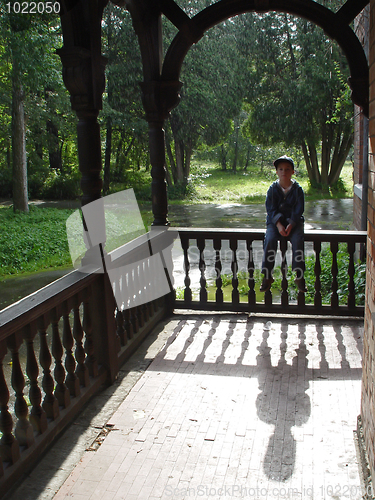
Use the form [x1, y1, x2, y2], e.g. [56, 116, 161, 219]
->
[57, 47, 107, 206]
[140, 80, 182, 226]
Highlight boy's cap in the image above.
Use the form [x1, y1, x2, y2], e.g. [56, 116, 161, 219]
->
[274, 156, 295, 169]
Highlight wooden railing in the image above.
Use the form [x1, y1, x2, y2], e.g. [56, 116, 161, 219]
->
[0, 226, 367, 496]
[0, 230, 173, 497]
[175, 228, 367, 317]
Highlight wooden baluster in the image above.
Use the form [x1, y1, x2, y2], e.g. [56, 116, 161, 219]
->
[148, 297, 154, 317]
[247, 238, 256, 307]
[347, 240, 356, 309]
[297, 242, 306, 308]
[137, 303, 144, 329]
[142, 258, 150, 322]
[138, 260, 148, 324]
[131, 306, 139, 334]
[133, 264, 142, 315]
[280, 238, 289, 307]
[135, 306, 144, 328]
[24, 324, 47, 434]
[128, 269, 139, 334]
[142, 300, 149, 323]
[51, 309, 70, 408]
[7, 333, 35, 448]
[0, 339, 20, 466]
[62, 302, 80, 397]
[230, 239, 239, 305]
[314, 241, 322, 308]
[116, 308, 126, 346]
[181, 235, 192, 304]
[123, 308, 133, 341]
[213, 238, 223, 305]
[330, 241, 339, 309]
[83, 288, 98, 378]
[73, 298, 89, 387]
[197, 237, 207, 304]
[263, 235, 273, 307]
[38, 315, 59, 420]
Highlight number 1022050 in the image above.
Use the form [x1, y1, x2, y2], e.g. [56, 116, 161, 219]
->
[5, 2, 61, 14]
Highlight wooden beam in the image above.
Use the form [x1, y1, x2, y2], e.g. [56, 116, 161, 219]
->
[336, 0, 369, 25]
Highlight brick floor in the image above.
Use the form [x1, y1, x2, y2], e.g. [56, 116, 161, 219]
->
[53, 313, 364, 500]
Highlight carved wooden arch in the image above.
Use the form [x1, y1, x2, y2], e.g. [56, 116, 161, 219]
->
[56, 0, 369, 223]
[121, 0, 369, 117]
[164, 0, 369, 116]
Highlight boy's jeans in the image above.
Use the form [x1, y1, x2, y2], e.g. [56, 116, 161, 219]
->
[261, 223, 305, 279]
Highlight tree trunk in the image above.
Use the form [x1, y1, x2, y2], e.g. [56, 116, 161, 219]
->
[184, 142, 193, 181]
[12, 57, 28, 212]
[244, 144, 251, 171]
[174, 140, 185, 184]
[320, 119, 333, 189]
[329, 129, 353, 185]
[103, 117, 112, 194]
[307, 141, 321, 185]
[165, 132, 177, 184]
[220, 145, 227, 170]
[232, 126, 239, 173]
[301, 141, 313, 182]
[47, 120, 63, 172]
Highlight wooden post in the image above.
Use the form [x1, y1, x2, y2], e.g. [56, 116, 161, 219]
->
[140, 80, 182, 226]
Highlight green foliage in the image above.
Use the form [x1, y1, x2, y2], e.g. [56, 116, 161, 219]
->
[302, 244, 366, 306]
[164, 12, 246, 183]
[40, 170, 81, 200]
[240, 11, 353, 187]
[167, 182, 197, 201]
[272, 243, 366, 306]
[0, 8, 77, 202]
[0, 206, 73, 275]
[206, 244, 365, 307]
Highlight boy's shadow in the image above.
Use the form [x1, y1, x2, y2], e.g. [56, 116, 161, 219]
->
[255, 322, 311, 481]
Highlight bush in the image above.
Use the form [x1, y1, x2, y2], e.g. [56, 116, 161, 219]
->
[0, 205, 73, 275]
[0, 168, 12, 197]
[40, 170, 81, 200]
[274, 243, 366, 306]
[167, 182, 197, 201]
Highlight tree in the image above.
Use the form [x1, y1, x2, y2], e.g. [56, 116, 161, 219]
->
[101, 4, 145, 195]
[164, 16, 245, 185]
[0, 10, 74, 207]
[240, 11, 353, 190]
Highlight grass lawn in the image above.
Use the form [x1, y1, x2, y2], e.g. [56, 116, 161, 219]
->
[185, 159, 353, 204]
[0, 159, 354, 277]
[0, 205, 74, 277]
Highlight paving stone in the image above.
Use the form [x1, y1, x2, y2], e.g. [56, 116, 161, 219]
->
[6, 313, 365, 500]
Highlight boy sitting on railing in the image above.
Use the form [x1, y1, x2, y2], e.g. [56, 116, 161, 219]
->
[260, 155, 307, 293]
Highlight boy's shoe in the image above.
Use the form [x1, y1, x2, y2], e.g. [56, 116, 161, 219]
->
[260, 277, 274, 292]
[295, 278, 307, 293]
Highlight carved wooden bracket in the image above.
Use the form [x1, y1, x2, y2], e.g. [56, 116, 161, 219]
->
[349, 77, 369, 118]
[140, 80, 183, 123]
[56, 46, 107, 113]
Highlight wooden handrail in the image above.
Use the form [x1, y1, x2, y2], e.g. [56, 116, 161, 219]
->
[174, 228, 367, 317]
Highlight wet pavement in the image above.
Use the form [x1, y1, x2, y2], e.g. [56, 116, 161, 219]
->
[167, 199, 355, 231]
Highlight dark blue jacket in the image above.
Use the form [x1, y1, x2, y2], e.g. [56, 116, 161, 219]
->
[265, 180, 304, 227]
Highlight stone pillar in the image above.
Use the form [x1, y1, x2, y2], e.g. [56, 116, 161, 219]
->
[140, 80, 182, 226]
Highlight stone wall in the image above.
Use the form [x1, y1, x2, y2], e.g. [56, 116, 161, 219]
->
[362, 0, 375, 483]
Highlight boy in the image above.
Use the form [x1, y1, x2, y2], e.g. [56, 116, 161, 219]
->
[260, 155, 306, 293]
